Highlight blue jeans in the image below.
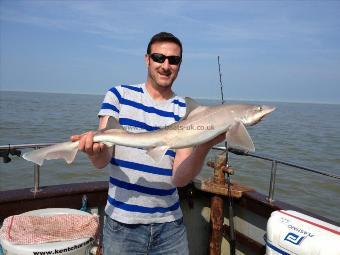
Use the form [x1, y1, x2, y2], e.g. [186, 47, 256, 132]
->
[103, 216, 189, 255]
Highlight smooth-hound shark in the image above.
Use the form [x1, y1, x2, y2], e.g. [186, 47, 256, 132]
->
[22, 98, 275, 166]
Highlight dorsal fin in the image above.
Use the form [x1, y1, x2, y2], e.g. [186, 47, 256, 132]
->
[186, 105, 210, 119]
[105, 116, 123, 130]
[182, 97, 201, 119]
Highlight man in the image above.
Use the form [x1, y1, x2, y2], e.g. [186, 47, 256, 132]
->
[72, 32, 223, 254]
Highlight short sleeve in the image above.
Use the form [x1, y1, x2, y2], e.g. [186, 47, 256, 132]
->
[98, 86, 122, 119]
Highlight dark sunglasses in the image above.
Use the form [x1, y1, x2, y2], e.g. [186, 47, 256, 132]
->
[149, 53, 182, 65]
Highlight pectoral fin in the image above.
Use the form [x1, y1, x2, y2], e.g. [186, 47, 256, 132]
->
[225, 122, 255, 152]
[146, 146, 170, 162]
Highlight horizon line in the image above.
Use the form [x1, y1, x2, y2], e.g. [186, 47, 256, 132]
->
[1, 89, 339, 106]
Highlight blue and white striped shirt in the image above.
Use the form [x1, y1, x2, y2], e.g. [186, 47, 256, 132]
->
[98, 83, 187, 224]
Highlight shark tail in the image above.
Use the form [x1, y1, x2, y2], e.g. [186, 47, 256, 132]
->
[22, 141, 79, 166]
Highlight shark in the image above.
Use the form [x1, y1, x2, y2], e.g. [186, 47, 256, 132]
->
[22, 98, 275, 166]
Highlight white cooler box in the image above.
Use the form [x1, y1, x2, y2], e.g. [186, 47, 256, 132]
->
[266, 210, 340, 255]
[0, 208, 95, 255]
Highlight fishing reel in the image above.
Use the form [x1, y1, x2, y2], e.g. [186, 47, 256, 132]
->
[0, 145, 21, 163]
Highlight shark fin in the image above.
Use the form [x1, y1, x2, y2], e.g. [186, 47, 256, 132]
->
[22, 141, 79, 166]
[183, 97, 201, 119]
[98, 117, 124, 147]
[105, 117, 123, 130]
[225, 122, 255, 152]
[186, 106, 209, 119]
[146, 146, 170, 162]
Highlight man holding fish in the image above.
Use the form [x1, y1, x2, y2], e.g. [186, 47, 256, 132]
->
[72, 32, 224, 254]
[22, 32, 274, 254]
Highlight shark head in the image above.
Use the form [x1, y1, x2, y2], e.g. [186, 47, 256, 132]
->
[237, 105, 276, 126]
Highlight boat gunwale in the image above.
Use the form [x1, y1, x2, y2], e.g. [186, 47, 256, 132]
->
[1, 180, 338, 226]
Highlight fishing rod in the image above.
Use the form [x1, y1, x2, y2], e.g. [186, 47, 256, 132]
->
[0, 144, 22, 163]
[218, 56, 236, 255]
[217, 56, 225, 105]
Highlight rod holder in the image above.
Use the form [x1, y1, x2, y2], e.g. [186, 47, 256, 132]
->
[31, 146, 41, 193]
[267, 160, 278, 203]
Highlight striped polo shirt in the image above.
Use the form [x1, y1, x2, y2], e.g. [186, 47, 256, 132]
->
[98, 83, 187, 224]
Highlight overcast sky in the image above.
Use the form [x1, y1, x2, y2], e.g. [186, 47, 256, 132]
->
[1, 0, 339, 104]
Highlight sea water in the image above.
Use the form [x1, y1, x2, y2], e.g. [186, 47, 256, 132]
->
[0, 91, 339, 222]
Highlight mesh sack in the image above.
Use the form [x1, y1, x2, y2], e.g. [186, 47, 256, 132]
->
[0, 214, 99, 245]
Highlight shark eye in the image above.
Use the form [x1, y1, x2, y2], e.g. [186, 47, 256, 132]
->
[257, 106, 263, 111]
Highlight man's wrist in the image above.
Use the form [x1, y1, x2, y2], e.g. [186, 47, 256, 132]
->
[194, 144, 210, 155]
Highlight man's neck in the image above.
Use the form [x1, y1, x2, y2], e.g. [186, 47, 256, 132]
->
[145, 82, 174, 101]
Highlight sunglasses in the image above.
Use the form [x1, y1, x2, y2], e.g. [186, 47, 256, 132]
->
[149, 53, 182, 65]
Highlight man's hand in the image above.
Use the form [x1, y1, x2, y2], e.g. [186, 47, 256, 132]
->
[172, 133, 226, 187]
[70, 131, 108, 157]
[70, 131, 111, 169]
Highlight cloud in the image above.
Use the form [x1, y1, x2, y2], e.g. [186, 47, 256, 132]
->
[0, 1, 143, 40]
[2, 0, 339, 49]
[1, 0, 340, 103]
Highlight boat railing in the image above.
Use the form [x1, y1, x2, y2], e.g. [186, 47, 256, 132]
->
[1, 143, 339, 202]
[214, 146, 340, 203]
[0, 143, 54, 193]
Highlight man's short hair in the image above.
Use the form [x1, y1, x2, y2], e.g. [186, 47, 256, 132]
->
[147, 32, 183, 57]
